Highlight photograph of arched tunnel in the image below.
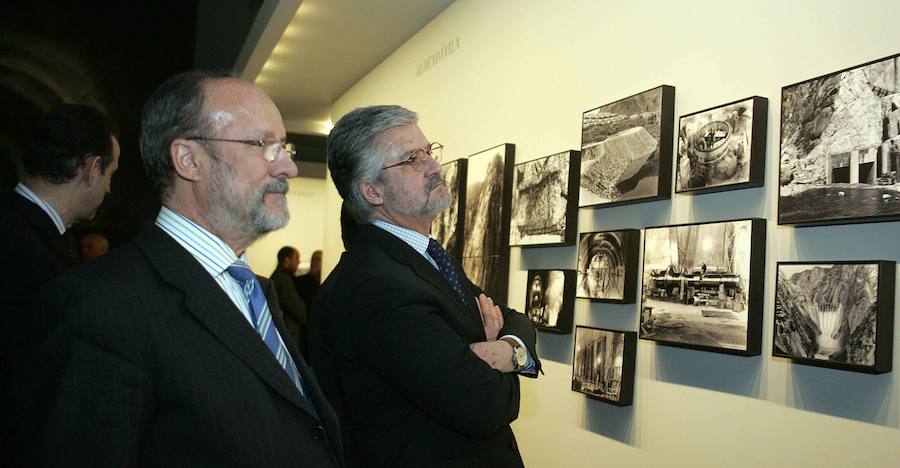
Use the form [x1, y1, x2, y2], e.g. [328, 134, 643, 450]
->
[576, 229, 639, 303]
[773, 261, 894, 374]
[522, 269, 574, 334]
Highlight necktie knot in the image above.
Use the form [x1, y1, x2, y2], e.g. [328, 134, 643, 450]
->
[226, 261, 256, 283]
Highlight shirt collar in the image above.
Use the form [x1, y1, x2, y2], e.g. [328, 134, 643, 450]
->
[155, 206, 246, 277]
[371, 219, 431, 258]
[15, 182, 66, 234]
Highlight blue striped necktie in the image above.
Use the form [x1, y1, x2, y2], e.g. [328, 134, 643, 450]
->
[427, 238, 465, 301]
[227, 261, 308, 401]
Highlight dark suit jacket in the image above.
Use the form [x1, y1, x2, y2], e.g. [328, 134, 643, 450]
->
[34, 225, 344, 467]
[270, 265, 307, 347]
[0, 190, 78, 465]
[309, 224, 540, 468]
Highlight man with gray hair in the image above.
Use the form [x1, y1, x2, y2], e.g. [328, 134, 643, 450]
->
[36, 70, 343, 466]
[310, 105, 540, 467]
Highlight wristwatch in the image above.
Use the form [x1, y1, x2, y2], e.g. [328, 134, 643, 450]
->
[500, 337, 528, 371]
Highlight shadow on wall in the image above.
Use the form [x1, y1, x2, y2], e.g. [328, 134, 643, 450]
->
[653, 344, 764, 398]
[536, 332, 573, 365]
[689, 185, 768, 221]
[584, 398, 636, 446]
[785, 361, 897, 428]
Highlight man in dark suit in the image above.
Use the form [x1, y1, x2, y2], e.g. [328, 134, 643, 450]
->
[310, 105, 540, 467]
[271, 245, 308, 348]
[35, 70, 343, 466]
[0, 104, 119, 465]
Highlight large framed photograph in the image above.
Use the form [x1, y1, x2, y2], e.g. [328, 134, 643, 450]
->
[431, 158, 467, 260]
[572, 326, 637, 406]
[509, 150, 580, 247]
[774, 261, 895, 374]
[640, 218, 766, 355]
[779, 52, 900, 226]
[462, 143, 515, 301]
[579, 85, 675, 208]
[523, 269, 575, 334]
[576, 229, 640, 303]
[676, 96, 768, 194]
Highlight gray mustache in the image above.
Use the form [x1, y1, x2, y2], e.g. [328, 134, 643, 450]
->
[425, 174, 444, 192]
[262, 177, 289, 195]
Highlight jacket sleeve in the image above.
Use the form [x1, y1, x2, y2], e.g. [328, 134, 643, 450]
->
[270, 271, 308, 326]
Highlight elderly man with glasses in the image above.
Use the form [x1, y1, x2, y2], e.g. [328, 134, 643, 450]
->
[33, 70, 344, 466]
[310, 105, 540, 468]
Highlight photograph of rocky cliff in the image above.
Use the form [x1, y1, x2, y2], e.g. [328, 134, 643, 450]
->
[462, 144, 514, 300]
[509, 150, 578, 246]
[774, 262, 894, 372]
[676, 96, 767, 193]
[579, 85, 674, 207]
[431, 158, 466, 259]
[779, 53, 900, 225]
[523, 269, 574, 333]
[576, 229, 639, 303]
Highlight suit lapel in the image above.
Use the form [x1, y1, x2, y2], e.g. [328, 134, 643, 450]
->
[135, 225, 318, 418]
[356, 224, 483, 332]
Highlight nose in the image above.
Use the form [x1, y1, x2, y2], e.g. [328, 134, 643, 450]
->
[270, 152, 299, 178]
[423, 153, 442, 175]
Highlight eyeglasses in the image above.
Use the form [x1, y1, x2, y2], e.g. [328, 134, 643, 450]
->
[186, 137, 297, 162]
[381, 142, 443, 171]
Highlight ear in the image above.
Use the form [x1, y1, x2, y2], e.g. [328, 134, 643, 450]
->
[80, 155, 103, 186]
[359, 180, 384, 207]
[170, 139, 202, 182]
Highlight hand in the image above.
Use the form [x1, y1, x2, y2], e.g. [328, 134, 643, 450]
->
[476, 293, 503, 341]
[469, 340, 515, 373]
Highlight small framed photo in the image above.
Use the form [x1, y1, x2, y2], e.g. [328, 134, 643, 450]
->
[779, 52, 900, 226]
[579, 85, 675, 208]
[640, 218, 766, 356]
[510, 150, 580, 247]
[572, 326, 637, 406]
[774, 261, 895, 374]
[462, 144, 515, 300]
[676, 96, 768, 194]
[522, 269, 575, 334]
[576, 229, 640, 303]
[431, 158, 467, 260]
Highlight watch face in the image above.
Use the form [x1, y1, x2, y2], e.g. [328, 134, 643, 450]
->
[514, 347, 527, 366]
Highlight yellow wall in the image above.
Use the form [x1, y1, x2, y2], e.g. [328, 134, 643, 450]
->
[323, 1, 900, 465]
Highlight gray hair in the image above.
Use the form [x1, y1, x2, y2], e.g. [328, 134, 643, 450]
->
[139, 69, 238, 199]
[327, 105, 418, 223]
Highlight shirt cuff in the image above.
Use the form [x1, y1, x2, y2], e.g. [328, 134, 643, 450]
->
[500, 334, 537, 376]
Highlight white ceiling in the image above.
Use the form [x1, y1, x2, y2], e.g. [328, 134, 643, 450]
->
[238, 0, 454, 135]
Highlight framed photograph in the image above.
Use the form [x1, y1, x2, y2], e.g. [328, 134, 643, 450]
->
[640, 218, 766, 355]
[572, 326, 637, 406]
[579, 85, 675, 208]
[676, 96, 768, 194]
[779, 52, 900, 226]
[522, 269, 575, 334]
[774, 261, 895, 374]
[510, 150, 580, 247]
[462, 143, 515, 301]
[431, 158, 467, 260]
[576, 229, 640, 303]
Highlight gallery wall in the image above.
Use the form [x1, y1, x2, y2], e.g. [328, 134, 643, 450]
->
[321, 0, 900, 465]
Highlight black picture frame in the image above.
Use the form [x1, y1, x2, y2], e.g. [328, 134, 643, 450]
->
[509, 150, 580, 247]
[639, 218, 766, 356]
[579, 85, 675, 208]
[522, 269, 575, 334]
[676, 96, 768, 194]
[431, 158, 467, 260]
[462, 143, 515, 301]
[571, 326, 637, 406]
[575, 229, 640, 303]
[778, 52, 900, 226]
[773, 261, 895, 374]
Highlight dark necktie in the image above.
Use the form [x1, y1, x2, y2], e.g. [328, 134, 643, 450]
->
[226, 261, 309, 401]
[426, 238, 465, 301]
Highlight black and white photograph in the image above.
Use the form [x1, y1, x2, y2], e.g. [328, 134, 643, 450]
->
[431, 158, 467, 260]
[779, 52, 900, 225]
[576, 229, 640, 303]
[462, 143, 514, 300]
[579, 85, 675, 207]
[676, 96, 768, 194]
[522, 269, 575, 334]
[640, 218, 765, 355]
[774, 261, 895, 374]
[571, 326, 636, 406]
[509, 150, 580, 247]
